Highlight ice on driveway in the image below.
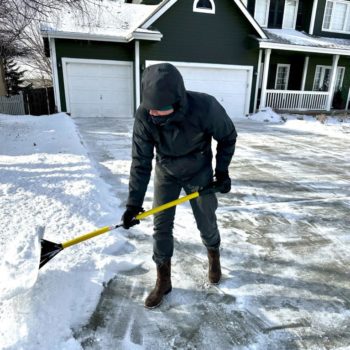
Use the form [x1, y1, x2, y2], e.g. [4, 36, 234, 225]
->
[0, 226, 44, 301]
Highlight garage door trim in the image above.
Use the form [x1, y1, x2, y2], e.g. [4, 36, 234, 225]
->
[62, 57, 134, 116]
[146, 60, 253, 116]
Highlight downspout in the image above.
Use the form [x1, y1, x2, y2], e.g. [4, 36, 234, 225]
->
[327, 54, 340, 111]
[134, 40, 140, 112]
[259, 48, 271, 110]
[253, 49, 263, 113]
[49, 37, 61, 112]
[309, 0, 319, 35]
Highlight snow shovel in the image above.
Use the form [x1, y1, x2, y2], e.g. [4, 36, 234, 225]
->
[40, 182, 221, 269]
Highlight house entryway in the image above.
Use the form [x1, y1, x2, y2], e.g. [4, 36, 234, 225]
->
[62, 58, 134, 118]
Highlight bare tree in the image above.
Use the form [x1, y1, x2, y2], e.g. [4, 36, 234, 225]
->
[0, 0, 93, 91]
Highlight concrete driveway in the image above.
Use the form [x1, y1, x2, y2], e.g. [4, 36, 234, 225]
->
[73, 117, 350, 349]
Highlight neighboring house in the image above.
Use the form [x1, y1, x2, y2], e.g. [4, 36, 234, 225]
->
[41, 0, 350, 118]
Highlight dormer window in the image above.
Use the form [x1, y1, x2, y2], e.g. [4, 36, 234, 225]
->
[254, 0, 270, 27]
[282, 0, 299, 29]
[193, 0, 216, 14]
[323, 0, 350, 34]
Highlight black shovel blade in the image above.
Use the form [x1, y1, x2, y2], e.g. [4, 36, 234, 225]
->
[40, 239, 63, 269]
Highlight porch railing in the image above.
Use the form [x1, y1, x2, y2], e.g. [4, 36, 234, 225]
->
[266, 90, 329, 111]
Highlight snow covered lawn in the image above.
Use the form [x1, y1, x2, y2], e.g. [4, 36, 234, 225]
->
[1, 111, 350, 349]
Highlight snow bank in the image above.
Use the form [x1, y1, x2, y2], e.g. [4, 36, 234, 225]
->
[0, 113, 141, 350]
[0, 226, 44, 301]
[248, 108, 350, 136]
[248, 107, 283, 123]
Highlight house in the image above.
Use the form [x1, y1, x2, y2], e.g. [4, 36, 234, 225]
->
[41, 0, 350, 118]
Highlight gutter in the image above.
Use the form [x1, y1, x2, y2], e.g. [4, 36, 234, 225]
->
[41, 28, 162, 43]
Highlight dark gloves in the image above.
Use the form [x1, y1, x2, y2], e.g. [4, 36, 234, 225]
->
[121, 205, 144, 229]
[215, 170, 231, 194]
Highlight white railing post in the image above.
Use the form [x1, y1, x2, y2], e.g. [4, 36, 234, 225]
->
[259, 48, 271, 110]
[327, 54, 340, 111]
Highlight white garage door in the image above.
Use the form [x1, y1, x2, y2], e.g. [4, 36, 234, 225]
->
[62, 58, 134, 118]
[146, 61, 253, 118]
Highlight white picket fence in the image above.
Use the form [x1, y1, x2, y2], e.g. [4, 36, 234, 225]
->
[266, 90, 329, 111]
[0, 92, 25, 115]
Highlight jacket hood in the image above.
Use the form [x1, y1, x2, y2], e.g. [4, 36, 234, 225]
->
[141, 63, 188, 112]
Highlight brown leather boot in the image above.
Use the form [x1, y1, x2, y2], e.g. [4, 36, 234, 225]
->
[144, 260, 172, 309]
[207, 249, 221, 284]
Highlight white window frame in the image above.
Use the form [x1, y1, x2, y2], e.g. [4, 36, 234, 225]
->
[193, 0, 216, 14]
[275, 64, 290, 90]
[254, 0, 270, 27]
[312, 65, 345, 91]
[322, 0, 350, 34]
[241, 0, 248, 6]
[282, 0, 299, 29]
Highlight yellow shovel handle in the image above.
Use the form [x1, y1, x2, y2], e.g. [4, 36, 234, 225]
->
[61, 191, 200, 249]
[136, 191, 199, 220]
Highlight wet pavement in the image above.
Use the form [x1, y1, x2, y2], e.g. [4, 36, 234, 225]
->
[73, 117, 350, 349]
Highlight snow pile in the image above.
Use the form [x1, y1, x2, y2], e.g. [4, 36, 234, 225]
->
[248, 107, 283, 123]
[248, 108, 350, 135]
[0, 113, 141, 350]
[0, 226, 44, 301]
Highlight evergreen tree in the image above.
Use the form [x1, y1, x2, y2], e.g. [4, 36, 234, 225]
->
[4, 58, 27, 95]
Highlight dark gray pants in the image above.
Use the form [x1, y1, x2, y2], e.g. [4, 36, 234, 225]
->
[152, 163, 220, 266]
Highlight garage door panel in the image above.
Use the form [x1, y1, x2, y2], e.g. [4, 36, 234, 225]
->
[64, 60, 134, 118]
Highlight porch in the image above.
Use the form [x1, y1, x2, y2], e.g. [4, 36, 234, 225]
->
[257, 29, 350, 112]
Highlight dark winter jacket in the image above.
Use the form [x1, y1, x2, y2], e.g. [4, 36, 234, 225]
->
[127, 63, 237, 207]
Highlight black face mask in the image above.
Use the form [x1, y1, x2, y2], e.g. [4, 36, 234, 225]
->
[150, 112, 175, 126]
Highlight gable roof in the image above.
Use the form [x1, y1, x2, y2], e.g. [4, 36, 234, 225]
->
[40, 0, 267, 42]
[140, 0, 267, 39]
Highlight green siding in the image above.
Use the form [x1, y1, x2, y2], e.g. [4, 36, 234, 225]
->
[140, 0, 261, 112]
[55, 39, 134, 111]
[267, 51, 305, 90]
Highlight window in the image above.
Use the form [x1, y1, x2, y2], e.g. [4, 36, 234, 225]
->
[275, 64, 290, 90]
[312, 65, 345, 91]
[254, 0, 270, 27]
[193, 0, 215, 14]
[282, 0, 299, 29]
[322, 0, 350, 33]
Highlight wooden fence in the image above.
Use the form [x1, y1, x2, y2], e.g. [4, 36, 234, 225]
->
[0, 87, 55, 115]
[0, 93, 25, 115]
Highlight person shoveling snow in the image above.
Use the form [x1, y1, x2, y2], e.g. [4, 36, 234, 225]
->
[0, 226, 44, 301]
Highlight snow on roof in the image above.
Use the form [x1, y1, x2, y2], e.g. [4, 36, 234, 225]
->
[40, 0, 162, 41]
[264, 29, 350, 51]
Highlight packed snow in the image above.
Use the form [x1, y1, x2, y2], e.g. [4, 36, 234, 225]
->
[0, 114, 143, 349]
[1, 111, 350, 349]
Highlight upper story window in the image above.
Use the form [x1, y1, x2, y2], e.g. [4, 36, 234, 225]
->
[323, 0, 350, 33]
[282, 0, 299, 29]
[193, 0, 216, 14]
[254, 0, 270, 27]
